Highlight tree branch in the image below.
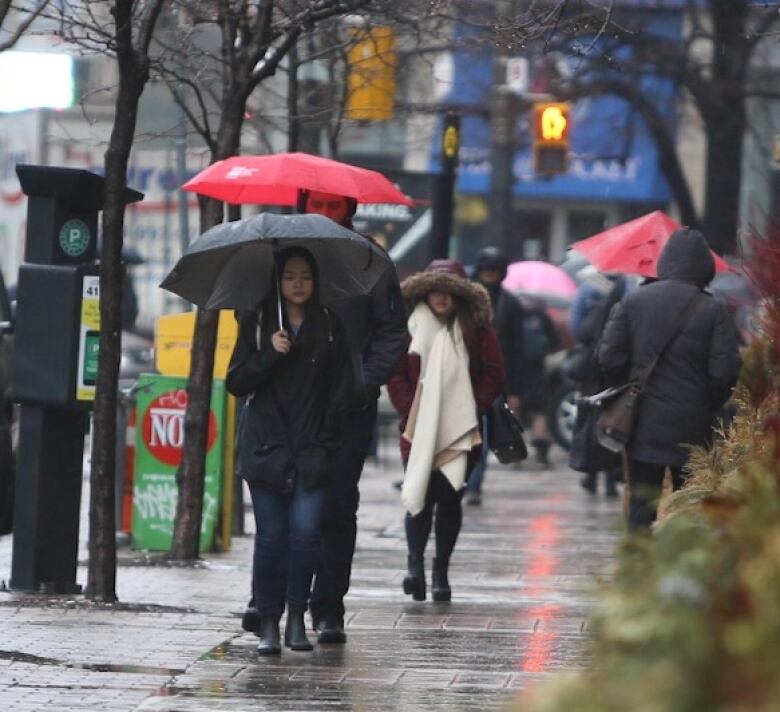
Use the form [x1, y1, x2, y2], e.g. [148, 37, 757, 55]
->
[0, 0, 49, 52]
[563, 76, 699, 227]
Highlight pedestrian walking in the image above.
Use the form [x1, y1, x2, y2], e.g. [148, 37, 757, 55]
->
[567, 272, 627, 497]
[466, 247, 525, 505]
[388, 260, 505, 601]
[301, 190, 408, 644]
[598, 228, 741, 530]
[518, 294, 559, 467]
[226, 247, 351, 655]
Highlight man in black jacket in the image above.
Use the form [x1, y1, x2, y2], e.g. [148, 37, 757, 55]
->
[598, 229, 741, 529]
[466, 247, 524, 504]
[300, 189, 408, 643]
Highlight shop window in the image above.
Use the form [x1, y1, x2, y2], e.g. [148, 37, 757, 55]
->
[513, 209, 551, 261]
[567, 210, 606, 243]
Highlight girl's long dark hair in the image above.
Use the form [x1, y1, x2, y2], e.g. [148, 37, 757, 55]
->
[450, 295, 482, 372]
[263, 246, 330, 361]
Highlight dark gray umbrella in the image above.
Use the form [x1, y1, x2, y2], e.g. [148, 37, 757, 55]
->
[160, 212, 392, 311]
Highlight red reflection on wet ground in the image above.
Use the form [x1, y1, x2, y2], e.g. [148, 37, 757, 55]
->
[520, 510, 563, 673]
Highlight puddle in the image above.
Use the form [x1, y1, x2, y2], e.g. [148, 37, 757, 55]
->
[0, 649, 184, 676]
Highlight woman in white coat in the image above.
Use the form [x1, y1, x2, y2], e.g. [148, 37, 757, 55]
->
[388, 260, 505, 601]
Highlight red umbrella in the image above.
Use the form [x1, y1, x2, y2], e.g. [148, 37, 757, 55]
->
[182, 152, 413, 206]
[570, 211, 731, 277]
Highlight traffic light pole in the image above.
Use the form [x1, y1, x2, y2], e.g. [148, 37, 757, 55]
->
[487, 0, 520, 258]
[488, 88, 518, 258]
[431, 113, 460, 260]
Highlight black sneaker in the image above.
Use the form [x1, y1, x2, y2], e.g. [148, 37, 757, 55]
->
[317, 620, 347, 644]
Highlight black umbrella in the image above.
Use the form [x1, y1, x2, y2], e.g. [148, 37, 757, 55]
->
[159, 212, 391, 312]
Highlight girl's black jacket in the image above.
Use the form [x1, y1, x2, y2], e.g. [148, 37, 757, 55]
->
[226, 305, 351, 493]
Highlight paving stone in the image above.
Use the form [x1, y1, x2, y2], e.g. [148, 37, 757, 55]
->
[0, 434, 622, 711]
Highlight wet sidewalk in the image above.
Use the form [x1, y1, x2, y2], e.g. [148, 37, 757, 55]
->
[0, 443, 622, 711]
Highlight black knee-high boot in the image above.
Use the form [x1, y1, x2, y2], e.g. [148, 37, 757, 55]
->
[432, 557, 451, 602]
[403, 554, 426, 601]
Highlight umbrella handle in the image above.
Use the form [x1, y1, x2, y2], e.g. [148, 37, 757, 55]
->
[276, 267, 284, 331]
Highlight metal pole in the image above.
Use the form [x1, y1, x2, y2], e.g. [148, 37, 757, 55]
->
[431, 114, 460, 260]
[488, 0, 518, 258]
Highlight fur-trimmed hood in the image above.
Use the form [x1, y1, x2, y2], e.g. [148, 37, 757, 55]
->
[401, 271, 492, 327]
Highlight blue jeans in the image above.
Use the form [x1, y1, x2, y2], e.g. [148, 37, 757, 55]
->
[249, 480, 326, 618]
[466, 415, 489, 494]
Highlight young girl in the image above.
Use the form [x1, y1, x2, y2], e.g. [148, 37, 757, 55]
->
[388, 260, 505, 601]
[226, 247, 350, 655]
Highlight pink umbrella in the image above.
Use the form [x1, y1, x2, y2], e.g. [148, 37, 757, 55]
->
[502, 260, 578, 298]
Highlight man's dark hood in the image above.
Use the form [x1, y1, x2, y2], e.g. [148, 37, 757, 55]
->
[657, 228, 715, 287]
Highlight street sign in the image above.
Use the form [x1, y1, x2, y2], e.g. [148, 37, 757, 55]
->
[133, 375, 226, 552]
[505, 57, 529, 94]
[76, 275, 100, 401]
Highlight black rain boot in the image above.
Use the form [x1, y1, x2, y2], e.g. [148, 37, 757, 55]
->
[242, 604, 261, 634]
[532, 438, 550, 467]
[402, 554, 426, 601]
[432, 558, 451, 602]
[256, 616, 281, 656]
[605, 470, 619, 498]
[580, 471, 597, 495]
[284, 610, 313, 651]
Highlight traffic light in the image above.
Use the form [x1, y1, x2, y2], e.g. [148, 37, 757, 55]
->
[345, 26, 397, 122]
[532, 102, 571, 176]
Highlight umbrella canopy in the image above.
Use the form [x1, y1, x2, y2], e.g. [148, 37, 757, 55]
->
[159, 213, 392, 311]
[502, 260, 578, 299]
[182, 152, 413, 207]
[570, 211, 730, 278]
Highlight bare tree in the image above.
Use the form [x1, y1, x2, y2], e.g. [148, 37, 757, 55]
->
[545, 0, 780, 254]
[0, 0, 49, 52]
[55, 0, 166, 601]
[158, 0, 394, 560]
[161, 0, 581, 559]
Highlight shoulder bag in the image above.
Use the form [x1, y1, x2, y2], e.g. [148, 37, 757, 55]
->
[586, 292, 704, 454]
[488, 396, 528, 464]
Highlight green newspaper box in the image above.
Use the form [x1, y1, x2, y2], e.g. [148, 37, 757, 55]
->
[132, 374, 226, 551]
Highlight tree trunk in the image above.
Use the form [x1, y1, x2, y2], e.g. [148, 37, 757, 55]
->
[702, 0, 750, 255]
[169, 197, 223, 560]
[169, 109, 243, 559]
[86, 73, 145, 602]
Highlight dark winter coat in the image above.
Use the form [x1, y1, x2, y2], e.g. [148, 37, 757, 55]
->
[226, 305, 351, 493]
[387, 271, 506, 469]
[327, 259, 408, 412]
[483, 283, 525, 397]
[598, 230, 741, 467]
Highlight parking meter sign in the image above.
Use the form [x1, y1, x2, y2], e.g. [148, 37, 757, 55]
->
[82, 330, 100, 386]
[76, 275, 100, 400]
[59, 219, 91, 257]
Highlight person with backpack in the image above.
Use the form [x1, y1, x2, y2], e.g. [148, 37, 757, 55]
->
[466, 247, 525, 505]
[227, 246, 351, 655]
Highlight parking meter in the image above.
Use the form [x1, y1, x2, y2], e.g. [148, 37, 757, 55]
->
[10, 165, 142, 594]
